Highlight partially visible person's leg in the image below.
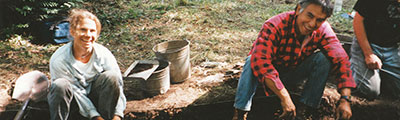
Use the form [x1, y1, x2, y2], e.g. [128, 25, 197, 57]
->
[300, 52, 331, 108]
[281, 52, 331, 108]
[350, 38, 381, 99]
[374, 43, 400, 98]
[48, 78, 74, 120]
[380, 71, 400, 98]
[89, 71, 120, 119]
[233, 56, 259, 111]
[233, 56, 258, 120]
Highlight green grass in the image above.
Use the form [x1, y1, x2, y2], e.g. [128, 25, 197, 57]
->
[0, 0, 356, 92]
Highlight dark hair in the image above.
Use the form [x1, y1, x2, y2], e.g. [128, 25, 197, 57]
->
[297, 0, 334, 17]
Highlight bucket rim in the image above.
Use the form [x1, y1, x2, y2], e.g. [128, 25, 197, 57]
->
[153, 59, 170, 73]
[152, 40, 190, 54]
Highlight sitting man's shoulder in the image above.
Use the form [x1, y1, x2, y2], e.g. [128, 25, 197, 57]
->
[93, 43, 114, 55]
[50, 42, 72, 61]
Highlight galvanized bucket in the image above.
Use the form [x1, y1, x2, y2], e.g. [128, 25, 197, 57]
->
[123, 60, 159, 100]
[153, 40, 190, 83]
[145, 59, 170, 96]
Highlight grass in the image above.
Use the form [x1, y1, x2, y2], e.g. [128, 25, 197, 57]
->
[0, 0, 356, 96]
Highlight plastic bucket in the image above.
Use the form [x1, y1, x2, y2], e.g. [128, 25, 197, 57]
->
[145, 59, 170, 96]
[153, 40, 190, 83]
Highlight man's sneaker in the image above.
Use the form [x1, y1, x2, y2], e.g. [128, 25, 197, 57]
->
[232, 108, 248, 120]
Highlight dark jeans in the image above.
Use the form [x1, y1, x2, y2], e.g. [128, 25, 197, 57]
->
[234, 52, 331, 111]
[48, 71, 120, 120]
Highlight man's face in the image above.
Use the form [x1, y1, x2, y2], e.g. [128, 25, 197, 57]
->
[295, 3, 328, 35]
[71, 18, 98, 51]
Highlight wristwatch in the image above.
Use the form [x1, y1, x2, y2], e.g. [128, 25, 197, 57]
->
[340, 95, 352, 102]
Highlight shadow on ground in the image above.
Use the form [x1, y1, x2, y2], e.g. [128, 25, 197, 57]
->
[2, 65, 400, 120]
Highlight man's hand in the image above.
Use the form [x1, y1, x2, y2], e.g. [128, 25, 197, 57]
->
[112, 115, 122, 120]
[336, 99, 352, 120]
[365, 53, 382, 70]
[279, 97, 296, 120]
[336, 88, 352, 120]
[92, 115, 121, 120]
[264, 78, 296, 120]
[92, 116, 104, 120]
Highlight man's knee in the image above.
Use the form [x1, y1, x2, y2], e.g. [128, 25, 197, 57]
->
[310, 53, 331, 75]
[314, 52, 331, 66]
[100, 71, 119, 81]
[50, 78, 71, 93]
[96, 71, 120, 88]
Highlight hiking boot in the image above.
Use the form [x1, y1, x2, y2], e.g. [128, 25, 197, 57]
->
[232, 108, 248, 120]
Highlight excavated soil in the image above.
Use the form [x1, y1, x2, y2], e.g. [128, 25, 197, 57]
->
[2, 63, 400, 120]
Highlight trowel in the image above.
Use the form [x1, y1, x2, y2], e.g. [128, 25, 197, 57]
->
[11, 71, 48, 120]
[123, 60, 159, 80]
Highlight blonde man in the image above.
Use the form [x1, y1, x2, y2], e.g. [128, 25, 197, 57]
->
[48, 9, 126, 120]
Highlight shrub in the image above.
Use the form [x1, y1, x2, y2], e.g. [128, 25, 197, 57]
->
[1, 0, 83, 39]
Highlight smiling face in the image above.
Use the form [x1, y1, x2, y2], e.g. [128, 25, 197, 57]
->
[71, 18, 98, 52]
[295, 3, 328, 35]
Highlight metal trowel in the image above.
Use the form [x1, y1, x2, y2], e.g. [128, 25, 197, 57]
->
[11, 71, 48, 120]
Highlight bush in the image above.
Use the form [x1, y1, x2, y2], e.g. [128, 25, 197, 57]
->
[1, 0, 83, 40]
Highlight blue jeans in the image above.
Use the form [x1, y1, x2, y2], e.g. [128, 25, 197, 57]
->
[350, 37, 400, 99]
[234, 52, 331, 111]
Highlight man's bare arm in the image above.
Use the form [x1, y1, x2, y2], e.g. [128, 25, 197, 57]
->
[264, 78, 296, 119]
[353, 12, 382, 69]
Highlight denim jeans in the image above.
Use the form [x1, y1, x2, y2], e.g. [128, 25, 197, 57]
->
[234, 52, 331, 111]
[350, 37, 400, 99]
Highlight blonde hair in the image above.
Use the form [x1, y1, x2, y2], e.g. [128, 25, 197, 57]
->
[68, 9, 101, 36]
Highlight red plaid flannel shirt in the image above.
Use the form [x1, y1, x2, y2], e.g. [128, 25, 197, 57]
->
[249, 11, 356, 96]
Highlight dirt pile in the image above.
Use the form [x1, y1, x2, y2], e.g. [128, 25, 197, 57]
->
[2, 63, 400, 120]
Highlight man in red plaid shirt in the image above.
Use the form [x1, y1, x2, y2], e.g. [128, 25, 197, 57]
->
[232, 0, 356, 120]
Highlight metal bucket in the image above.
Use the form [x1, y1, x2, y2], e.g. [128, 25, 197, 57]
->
[153, 40, 191, 83]
[123, 60, 159, 100]
[145, 59, 170, 96]
[123, 77, 146, 100]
